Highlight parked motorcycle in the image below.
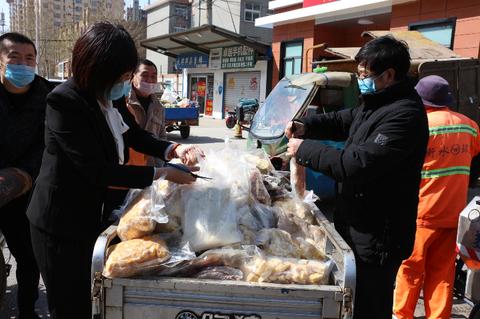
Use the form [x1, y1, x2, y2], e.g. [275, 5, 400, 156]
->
[225, 98, 259, 129]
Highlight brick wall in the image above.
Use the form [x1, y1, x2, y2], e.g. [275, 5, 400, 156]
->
[391, 0, 480, 58]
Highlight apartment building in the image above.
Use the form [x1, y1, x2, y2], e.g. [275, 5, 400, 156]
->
[145, 0, 192, 74]
[190, 0, 272, 43]
[7, 0, 124, 77]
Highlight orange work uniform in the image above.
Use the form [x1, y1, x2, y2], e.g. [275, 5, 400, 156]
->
[394, 107, 480, 318]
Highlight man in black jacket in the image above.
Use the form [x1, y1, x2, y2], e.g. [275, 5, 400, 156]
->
[0, 32, 51, 319]
[286, 36, 429, 319]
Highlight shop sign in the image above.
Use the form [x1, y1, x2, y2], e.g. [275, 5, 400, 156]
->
[197, 80, 206, 97]
[209, 48, 222, 70]
[221, 45, 256, 69]
[175, 52, 209, 69]
[205, 99, 213, 116]
[303, 0, 338, 8]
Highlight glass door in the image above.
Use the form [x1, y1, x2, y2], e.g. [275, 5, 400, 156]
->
[190, 76, 207, 114]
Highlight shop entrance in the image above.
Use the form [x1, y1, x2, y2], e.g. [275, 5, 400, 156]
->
[189, 75, 213, 115]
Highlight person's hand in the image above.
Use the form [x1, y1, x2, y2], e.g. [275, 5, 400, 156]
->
[287, 138, 304, 157]
[285, 121, 305, 139]
[174, 144, 205, 165]
[154, 166, 199, 184]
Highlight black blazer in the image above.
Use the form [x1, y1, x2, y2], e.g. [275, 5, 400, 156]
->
[26, 79, 172, 238]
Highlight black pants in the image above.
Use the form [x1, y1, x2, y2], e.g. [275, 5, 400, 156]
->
[30, 224, 96, 319]
[0, 194, 40, 318]
[353, 256, 402, 319]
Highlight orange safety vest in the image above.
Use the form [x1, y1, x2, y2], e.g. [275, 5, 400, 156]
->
[417, 107, 480, 228]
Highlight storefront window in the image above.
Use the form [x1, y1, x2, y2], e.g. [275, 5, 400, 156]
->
[282, 42, 303, 78]
[409, 17, 456, 49]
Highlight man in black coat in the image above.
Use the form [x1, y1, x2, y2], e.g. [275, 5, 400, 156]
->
[0, 33, 51, 319]
[286, 36, 429, 319]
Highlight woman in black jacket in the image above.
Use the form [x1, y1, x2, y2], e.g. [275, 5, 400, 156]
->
[26, 22, 202, 319]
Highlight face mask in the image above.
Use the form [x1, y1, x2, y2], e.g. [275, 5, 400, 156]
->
[357, 71, 385, 95]
[107, 80, 131, 101]
[4, 64, 36, 88]
[136, 81, 159, 96]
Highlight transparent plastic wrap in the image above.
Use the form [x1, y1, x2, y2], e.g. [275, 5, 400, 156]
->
[193, 266, 244, 281]
[182, 185, 243, 252]
[290, 157, 306, 198]
[153, 180, 184, 233]
[250, 169, 271, 206]
[103, 235, 170, 278]
[157, 247, 256, 277]
[255, 228, 326, 260]
[241, 256, 333, 285]
[263, 171, 291, 201]
[116, 187, 168, 241]
[244, 149, 275, 174]
[255, 228, 302, 258]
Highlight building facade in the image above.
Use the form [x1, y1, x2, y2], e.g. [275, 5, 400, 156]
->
[255, 0, 480, 87]
[145, 0, 191, 75]
[190, 0, 272, 43]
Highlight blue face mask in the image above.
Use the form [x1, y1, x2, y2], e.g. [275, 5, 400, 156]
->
[5, 64, 36, 88]
[107, 80, 131, 101]
[357, 71, 385, 95]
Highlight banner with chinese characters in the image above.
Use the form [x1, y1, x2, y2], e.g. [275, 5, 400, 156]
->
[175, 52, 209, 69]
[197, 80, 206, 97]
[205, 100, 213, 116]
[221, 46, 256, 69]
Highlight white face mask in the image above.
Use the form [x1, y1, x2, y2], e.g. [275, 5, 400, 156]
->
[136, 81, 159, 96]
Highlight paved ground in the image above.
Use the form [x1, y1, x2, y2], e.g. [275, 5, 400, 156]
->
[0, 117, 475, 318]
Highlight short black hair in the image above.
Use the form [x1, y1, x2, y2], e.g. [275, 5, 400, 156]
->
[135, 59, 158, 73]
[0, 32, 37, 55]
[355, 35, 410, 80]
[72, 22, 138, 100]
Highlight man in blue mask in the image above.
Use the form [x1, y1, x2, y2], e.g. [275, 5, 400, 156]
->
[0, 32, 52, 319]
[285, 36, 429, 319]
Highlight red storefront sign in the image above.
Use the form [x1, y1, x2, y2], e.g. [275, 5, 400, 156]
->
[205, 100, 213, 116]
[303, 0, 338, 8]
[197, 80, 206, 97]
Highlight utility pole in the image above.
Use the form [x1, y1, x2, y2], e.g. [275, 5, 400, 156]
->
[206, 0, 212, 25]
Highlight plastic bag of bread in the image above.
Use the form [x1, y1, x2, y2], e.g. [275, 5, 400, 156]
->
[255, 228, 326, 260]
[153, 180, 184, 233]
[241, 256, 333, 285]
[273, 196, 315, 225]
[255, 228, 302, 258]
[104, 235, 170, 278]
[244, 150, 274, 174]
[117, 188, 168, 241]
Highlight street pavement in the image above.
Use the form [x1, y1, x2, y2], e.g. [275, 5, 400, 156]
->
[0, 117, 474, 318]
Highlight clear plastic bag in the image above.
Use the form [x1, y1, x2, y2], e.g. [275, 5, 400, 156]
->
[255, 228, 302, 258]
[241, 256, 333, 285]
[290, 157, 306, 198]
[182, 185, 243, 252]
[193, 266, 244, 281]
[103, 235, 171, 278]
[116, 186, 168, 241]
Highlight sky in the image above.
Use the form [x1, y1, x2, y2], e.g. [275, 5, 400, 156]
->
[0, 0, 153, 33]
